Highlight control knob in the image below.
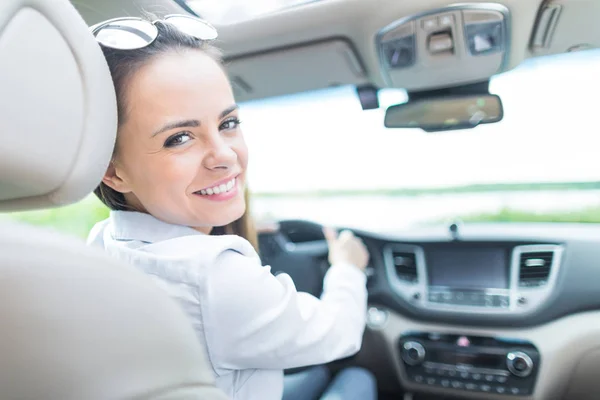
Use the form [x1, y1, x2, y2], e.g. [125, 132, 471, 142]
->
[402, 341, 426, 365]
[506, 351, 534, 377]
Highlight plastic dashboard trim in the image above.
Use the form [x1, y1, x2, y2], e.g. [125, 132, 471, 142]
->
[362, 233, 600, 328]
[383, 242, 564, 315]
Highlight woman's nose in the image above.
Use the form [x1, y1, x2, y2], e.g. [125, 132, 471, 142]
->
[203, 136, 237, 170]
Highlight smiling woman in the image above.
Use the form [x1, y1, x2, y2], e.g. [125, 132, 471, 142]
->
[83, 13, 375, 400]
[93, 18, 250, 235]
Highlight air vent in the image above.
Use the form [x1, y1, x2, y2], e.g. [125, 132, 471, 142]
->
[392, 251, 418, 283]
[519, 251, 554, 287]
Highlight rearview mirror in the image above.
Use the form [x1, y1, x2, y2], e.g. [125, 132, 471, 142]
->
[384, 94, 503, 132]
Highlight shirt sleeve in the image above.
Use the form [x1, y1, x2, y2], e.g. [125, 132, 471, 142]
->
[201, 249, 368, 372]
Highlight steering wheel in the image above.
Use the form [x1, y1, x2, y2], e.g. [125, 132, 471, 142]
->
[257, 219, 329, 297]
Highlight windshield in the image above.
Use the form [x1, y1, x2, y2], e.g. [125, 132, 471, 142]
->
[6, 49, 600, 237]
[242, 49, 600, 231]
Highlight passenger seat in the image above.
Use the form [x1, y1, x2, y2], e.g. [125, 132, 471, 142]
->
[0, 0, 227, 398]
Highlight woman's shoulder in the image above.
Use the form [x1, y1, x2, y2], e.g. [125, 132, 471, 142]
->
[139, 234, 261, 287]
[87, 212, 261, 284]
[145, 233, 258, 260]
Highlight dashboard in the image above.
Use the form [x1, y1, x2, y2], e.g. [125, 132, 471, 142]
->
[259, 221, 600, 400]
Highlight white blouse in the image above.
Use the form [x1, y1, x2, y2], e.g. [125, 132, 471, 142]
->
[87, 211, 368, 400]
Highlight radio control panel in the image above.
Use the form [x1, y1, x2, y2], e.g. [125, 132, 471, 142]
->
[399, 332, 540, 396]
[428, 288, 510, 308]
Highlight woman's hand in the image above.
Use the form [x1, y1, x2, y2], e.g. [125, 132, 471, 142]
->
[323, 227, 369, 271]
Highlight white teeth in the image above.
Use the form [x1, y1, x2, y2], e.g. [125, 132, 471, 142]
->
[197, 177, 237, 196]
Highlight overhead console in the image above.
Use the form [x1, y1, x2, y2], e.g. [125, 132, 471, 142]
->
[376, 3, 509, 91]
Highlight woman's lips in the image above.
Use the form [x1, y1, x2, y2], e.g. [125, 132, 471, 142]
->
[193, 176, 239, 201]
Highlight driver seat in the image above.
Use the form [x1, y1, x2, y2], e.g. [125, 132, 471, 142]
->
[0, 0, 227, 398]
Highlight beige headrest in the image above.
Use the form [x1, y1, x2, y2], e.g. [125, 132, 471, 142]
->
[0, 0, 116, 211]
[0, 222, 227, 400]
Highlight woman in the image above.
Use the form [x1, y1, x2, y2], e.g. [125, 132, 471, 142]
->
[87, 15, 376, 400]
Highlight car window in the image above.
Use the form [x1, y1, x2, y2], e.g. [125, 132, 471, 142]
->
[6, 49, 600, 236]
[242, 49, 600, 230]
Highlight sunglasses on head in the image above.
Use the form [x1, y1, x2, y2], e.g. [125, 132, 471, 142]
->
[90, 14, 218, 50]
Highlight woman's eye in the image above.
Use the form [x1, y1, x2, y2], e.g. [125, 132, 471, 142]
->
[164, 132, 192, 148]
[220, 117, 242, 131]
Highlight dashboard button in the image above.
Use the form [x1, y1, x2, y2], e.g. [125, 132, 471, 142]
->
[402, 341, 426, 366]
[496, 386, 506, 394]
[441, 380, 450, 388]
[466, 383, 477, 390]
[510, 387, 520, 395]
[468, 292, 482, 305]
[484, 295, 493, 307]
[507, 351, 534, 377]
[485, 374, 495, 382]
[422, 17, 438, 30]
[496, 375, 508, 383]
[414, 375, 424, 383]
[451, 381, 464, 389]
[436, 369, 446, 376]
[460, 371, 470, 379]
[439, 14, 454, 27]
[472, 373, 482, 380]
[480, 384, 492, 392]
[448, 370, 458, 377]
[427, 377, 436, 385]
[428, 33, 454, 54]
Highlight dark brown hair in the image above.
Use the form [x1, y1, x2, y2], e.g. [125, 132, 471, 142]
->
[94, 18, 258, 250]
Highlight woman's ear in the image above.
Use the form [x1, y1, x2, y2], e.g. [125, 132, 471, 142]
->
[101, 161, 132, 194]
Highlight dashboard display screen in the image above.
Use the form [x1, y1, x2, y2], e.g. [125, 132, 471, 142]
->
[433, 350, 503, 369]
[427, 247, 509, 289]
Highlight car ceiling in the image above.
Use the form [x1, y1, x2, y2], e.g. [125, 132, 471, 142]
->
[72, 0, 600, 102]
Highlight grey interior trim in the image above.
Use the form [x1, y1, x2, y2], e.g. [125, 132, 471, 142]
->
[359, 223, 600, 328]
[224, 35, 367, 74]
[382, 241, 563, 315]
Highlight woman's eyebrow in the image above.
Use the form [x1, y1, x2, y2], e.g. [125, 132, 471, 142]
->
[220, 104, 239, 119]
[151, 119, 200, 137]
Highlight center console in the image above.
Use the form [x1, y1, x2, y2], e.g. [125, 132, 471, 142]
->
[399, 332, 540, 396]
[383, 242, 563, 315]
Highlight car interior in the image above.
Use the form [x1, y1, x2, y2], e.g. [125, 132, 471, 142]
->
[2, 0, 600, 399]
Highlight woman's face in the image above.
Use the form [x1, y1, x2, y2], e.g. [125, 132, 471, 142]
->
[103, 50, 248, 232]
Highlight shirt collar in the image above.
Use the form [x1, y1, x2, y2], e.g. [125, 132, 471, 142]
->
[109, 210, 205, 243]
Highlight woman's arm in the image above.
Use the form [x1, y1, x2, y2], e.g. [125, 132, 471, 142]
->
[201, 248, 367, 372]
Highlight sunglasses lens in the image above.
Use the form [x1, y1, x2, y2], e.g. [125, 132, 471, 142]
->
[164, 15, 218, 41]
[94, 20, 158, 50]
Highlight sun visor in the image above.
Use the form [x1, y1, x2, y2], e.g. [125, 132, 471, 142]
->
[225, 39, 367, 102]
